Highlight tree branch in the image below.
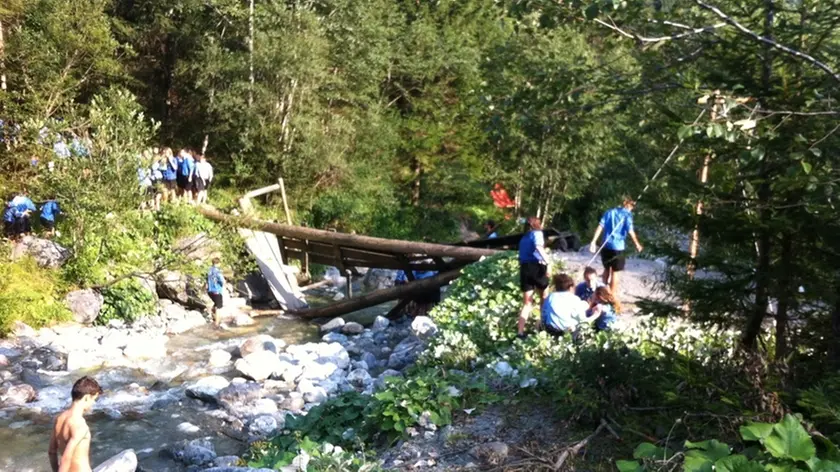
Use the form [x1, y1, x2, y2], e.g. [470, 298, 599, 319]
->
[694, 0, 840, 83]
[594, 17, 726, 43]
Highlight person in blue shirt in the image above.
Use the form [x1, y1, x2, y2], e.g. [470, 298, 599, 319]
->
[542, 273, 600, 337]
[483, 220, 499, 239]
[40, 196, 61, 237]
[177, 149, 196, 203]
[207, 257, 225, 324]
[574, 266, 604, 303]
[517, 216, 551, 338]
[11, 191, 37, 236]
[161, 148, 179, 203]
[587, 286, 621, 331]
[588, 197, 643, 296]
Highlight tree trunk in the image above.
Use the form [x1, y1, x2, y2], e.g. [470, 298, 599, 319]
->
[248, 0, 255, 107]
[774, 233, 793, 360]
[743, 180, 772, 350]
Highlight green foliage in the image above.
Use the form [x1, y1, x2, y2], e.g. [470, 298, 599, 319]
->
[619, 415, 840, 472]
[0, 258, 71, 335]
[97, 278, 156, 325]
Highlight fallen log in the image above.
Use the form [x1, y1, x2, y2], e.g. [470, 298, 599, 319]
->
[198, 206, 498, 261]
[288, 269, 462, 319]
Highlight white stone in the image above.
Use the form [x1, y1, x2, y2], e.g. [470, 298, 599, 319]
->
[346, 369, 372, 389]
[297, 379, 328, 404]
[177, 422, 201, 434]
[249, 415, 278, 437]
[493, 361, 514, 377]
[124, 338, 167, 359]
[209, 350, 233, 367]
[66, 351, 105, 371]
[273, 360, 304, 383]
[371, 316, 390, 332]
[410, 316, 438, 340]
[232, 313, 256, 327]
[186, 376, 230, 403]
[320, 318, 345, 333]
[167, 310, 207, 335]
[92, 449, 138, 472]
[341, 322, 364, 335]
[298, 361, 338, 381]
[235, 351, 281, 382]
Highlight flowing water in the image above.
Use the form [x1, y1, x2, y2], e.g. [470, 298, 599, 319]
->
[0, 314, 319, 472]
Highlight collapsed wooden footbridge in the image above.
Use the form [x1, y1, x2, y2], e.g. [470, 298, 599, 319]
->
[198, 200, 578, 320]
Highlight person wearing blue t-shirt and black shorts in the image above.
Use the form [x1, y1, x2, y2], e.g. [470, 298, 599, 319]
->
[40, 197, 61, 237]
[207, 257, 225, 325]
[517, 217, 551, 338]
[588, 197, 643, 297]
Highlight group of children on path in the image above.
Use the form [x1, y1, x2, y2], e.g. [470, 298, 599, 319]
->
[138, 147, 214, 211]
[3, 191, 61, 240]
[517, 197, 642, 339]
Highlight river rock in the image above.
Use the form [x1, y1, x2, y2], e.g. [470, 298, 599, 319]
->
[237, 272, 273, 303]
[362, 269, 396, 291]
[298, 360, 338, 381]
[166, 310, 207, 335]
[65, 289, 104, 325]
[249, 415, 278, 437]
[156, 270, 190, 305]
[209, 350, 233, 367]
[213, 456, 242, 468]
[346, 369, 373, 389]
[387, 336, 424, 370]
[273, 360, 303, 383]
[177, 422, 201, 434]
[323, 267, 347, 288]
[297, 379, 327, 404]
[360, 352, 379, 369]
[371, 316, 390, 332]
[182, 444, 217, 466]
[239, 335, 283, 358]
[92, 449, 138, 472]
[470, 442, 509, 466]
[235, 351, 281, 382]
[321, 332, 348, 344]
[282, 392, 305, 412]
[410, 316, 438, 340]
[341, 322, 364, 335]
[0, 355, 8, 367]
[218, 383, 263, 411]
[231, 313, 256, 327]
[11, 321, 37, 338]
[1, 383, 37, 406]
[100, 330, 132, 350]
[13, 236, 70, 268]
[186, 376, 230, 403]
[320, 318, 345, 333]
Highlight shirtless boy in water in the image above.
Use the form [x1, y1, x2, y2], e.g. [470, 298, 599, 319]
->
[49, 376, 102, 472]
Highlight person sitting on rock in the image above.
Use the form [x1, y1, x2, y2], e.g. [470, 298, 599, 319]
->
[207, 257, 225, 324]
[588, 286, 621, 331]
[541, 273, 600, 338]
[49, 376, 137, 472]
[574, 266, 604, 303]
[11, 190, 36, 237]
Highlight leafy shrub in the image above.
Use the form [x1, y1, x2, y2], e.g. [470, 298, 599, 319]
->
[98, 278, 156, 325]
[0, 257, 71, 334]
[618, 414, 840, 472]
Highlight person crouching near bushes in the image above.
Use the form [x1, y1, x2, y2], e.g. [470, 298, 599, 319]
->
[588, 286, 621, 331]
[541, 273, 600, 338]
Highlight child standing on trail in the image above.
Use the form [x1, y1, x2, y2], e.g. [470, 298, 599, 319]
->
[194, 154, 214, 204]
[588, 197, 643, 297]
[207, 258, 225, 324]
[162, 148, 178, 203]
[574, 266, 604, 303]
[517, 216, 551, 338]
[177, 149, 196, 204]
[588, 286, 621, 331]
[40, 196, 61, 238]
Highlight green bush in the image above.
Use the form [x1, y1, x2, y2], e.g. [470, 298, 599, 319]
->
[618, 414, 840, 472]
[97, 278, 156, 325]
[0, 257, 71, 335]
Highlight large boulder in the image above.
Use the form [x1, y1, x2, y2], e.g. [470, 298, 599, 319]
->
[387, 336, 424, 370]
[320, 318, 345, 333]
[156, 271, 211, 310]
[362, 269, 397, 291]
[217, 383, 263, 412]
[236, 272, 273, 303]
[166, 309, 207, 335]
[186, 376, 230, 403]
[0, 383, 37, 406]
[65, 289, 104, 325]
[93, 449, 138, 472]
[239, 335, 284, 358]
[235, 351, 282, 382]
[12, 236, 70, 268]
[410, 316, 438, 340]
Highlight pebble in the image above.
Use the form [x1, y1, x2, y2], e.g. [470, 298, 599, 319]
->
[177, 422, 201, 434]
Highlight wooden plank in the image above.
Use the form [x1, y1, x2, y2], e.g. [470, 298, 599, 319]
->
[198, 206, 498, 260]
[289, 270, 461, 319]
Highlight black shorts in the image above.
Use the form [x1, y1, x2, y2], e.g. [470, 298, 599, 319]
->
[3, 221, 14, 237]
[208, 292, 223, 309]
[601, 248, 626, 271]
[194, 178, 206, 192]
[164, 179, 177, 191]
[40, 217, 55, 230]
[519, 262, 549, 292]
[177, 174, 190, 190]
[16, 216, 31, 234]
